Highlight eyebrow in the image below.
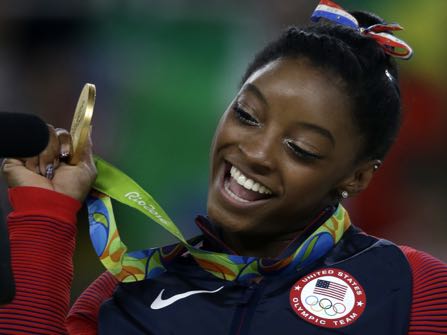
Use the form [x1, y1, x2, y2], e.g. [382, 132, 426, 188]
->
[297, 122, 335, 146]
[244, 83, 269, 107]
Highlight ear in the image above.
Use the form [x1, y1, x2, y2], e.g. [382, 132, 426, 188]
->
[337, 159, 382, 198]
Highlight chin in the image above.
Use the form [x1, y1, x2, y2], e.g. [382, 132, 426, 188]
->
[206, 197, 251, 234]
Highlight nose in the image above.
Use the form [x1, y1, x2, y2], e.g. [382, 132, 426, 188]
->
[238, 132, 276, 175]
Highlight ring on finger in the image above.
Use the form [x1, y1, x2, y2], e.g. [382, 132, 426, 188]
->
[45, 164, 54, 179]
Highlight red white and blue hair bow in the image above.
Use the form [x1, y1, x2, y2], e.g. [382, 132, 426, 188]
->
[311, 0, 413, 60]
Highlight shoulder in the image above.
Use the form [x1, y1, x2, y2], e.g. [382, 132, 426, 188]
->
[400, 245, 447, 272]
[399, 246, 447, 334]
[66, 271, 119, 335]
[399, 245, 447, 286]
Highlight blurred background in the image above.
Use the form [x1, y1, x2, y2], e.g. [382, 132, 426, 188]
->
[0, 0, 445, 301]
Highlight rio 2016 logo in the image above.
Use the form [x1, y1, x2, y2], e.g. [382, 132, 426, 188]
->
[124, 191, 169, 225]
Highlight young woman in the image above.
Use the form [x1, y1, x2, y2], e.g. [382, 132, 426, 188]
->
[1, 1, 446, 334]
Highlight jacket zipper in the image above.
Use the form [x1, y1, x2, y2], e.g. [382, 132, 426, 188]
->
[230, 282, 266, 335]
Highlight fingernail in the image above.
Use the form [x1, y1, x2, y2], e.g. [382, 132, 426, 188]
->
[45, 164, 54, 179]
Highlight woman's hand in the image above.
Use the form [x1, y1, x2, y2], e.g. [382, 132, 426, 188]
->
[1, 125, 97, 202]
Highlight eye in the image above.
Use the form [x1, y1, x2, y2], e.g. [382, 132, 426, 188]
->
[285, 140, 322, 161]
[233, 104, 259, 126]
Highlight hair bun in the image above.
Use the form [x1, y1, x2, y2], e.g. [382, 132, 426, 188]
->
[348, 10, 399, 79]
[349, 10, 386, 29]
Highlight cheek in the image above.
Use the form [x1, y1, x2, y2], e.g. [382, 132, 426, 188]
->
[281, 162, 339, 203]
[209, 112, 234, 175]
[210, 112, 240, 158]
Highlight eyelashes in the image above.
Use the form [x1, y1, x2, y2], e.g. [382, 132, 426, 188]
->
[233, 105, 260, 126]
[232, 103, 322, 161]
[284, 140, 322, 160]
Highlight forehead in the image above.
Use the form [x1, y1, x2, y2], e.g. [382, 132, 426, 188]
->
[243, 58, 357, 137]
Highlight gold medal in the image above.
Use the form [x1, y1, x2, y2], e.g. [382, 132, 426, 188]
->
[69, 83, 96, 164]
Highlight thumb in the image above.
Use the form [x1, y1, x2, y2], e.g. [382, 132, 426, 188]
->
[79, 126, 94, 168]
[73, 126, 97, 185]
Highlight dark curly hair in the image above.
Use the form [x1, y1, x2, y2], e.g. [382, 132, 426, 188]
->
[241, 11, 402, 162]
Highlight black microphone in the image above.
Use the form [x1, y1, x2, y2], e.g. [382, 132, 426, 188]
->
[0, 112, 49, 305]
[0, 112, 49, 157]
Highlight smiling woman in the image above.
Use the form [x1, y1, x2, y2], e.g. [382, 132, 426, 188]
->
[208, 59, 359, 244]
[1, 0, 447, 334]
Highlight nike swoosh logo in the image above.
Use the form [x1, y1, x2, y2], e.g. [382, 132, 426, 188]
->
[150, 286, 224, 310]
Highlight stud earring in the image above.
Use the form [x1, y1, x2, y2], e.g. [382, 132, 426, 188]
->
[373, 160, 382, 172]
[341, 190, 349, 199]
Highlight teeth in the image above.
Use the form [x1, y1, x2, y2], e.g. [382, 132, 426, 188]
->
[229, 165, 272, 195]
[237, 175, 247, 185]
[244, 179, 253, 189]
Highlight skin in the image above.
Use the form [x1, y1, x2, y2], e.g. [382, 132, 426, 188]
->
[1, 57, 380, 258]
[2, 126, 96, 202]
[207, 58, 380, 257]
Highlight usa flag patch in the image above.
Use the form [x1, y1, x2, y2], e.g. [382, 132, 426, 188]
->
[289, 268, 366, 329]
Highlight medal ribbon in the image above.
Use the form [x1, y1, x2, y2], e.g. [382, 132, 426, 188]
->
[87, 156, 351, 283]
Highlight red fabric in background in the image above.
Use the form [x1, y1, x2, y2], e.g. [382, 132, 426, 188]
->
[349, 76, 447, 236]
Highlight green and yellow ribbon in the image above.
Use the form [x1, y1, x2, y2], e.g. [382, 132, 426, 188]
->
[87, 156, 351, 283]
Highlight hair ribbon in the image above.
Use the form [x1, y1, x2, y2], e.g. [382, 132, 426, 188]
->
[310, 0, 413, 60]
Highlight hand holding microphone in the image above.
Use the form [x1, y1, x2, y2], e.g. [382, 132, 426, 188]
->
[2, 125, 96, 202]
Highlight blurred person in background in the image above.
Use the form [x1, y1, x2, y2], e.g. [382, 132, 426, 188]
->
[0, 1, 446, 334]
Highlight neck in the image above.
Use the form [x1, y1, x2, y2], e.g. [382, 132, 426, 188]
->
[220, 229, 305, 258]
[216, 204, 336, 258]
